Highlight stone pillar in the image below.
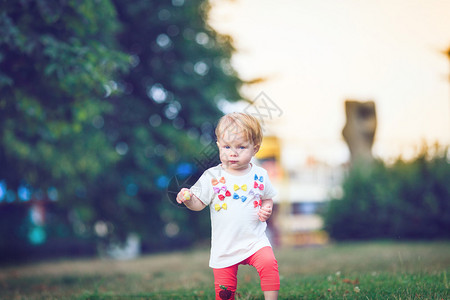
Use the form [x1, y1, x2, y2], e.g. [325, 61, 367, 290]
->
[342, 100, 377, 165]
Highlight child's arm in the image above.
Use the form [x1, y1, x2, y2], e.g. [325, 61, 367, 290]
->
[258, 198, 274, 222]
[177, 188, 207, 211]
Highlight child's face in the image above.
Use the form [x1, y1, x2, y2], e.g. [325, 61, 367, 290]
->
[216, 131, 259, 174]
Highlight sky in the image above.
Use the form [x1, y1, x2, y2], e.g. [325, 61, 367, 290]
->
[208, 0, 450, 167]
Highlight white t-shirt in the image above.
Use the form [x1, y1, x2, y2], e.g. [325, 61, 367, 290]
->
[191, 164, 277, 268]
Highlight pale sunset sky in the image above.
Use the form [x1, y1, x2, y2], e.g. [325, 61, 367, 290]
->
[209, 0, 450, 166]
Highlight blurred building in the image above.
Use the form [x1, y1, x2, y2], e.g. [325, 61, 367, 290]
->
[256, 136, 345, 247]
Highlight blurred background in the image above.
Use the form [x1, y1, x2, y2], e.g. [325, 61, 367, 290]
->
[0, 0, 449, 263]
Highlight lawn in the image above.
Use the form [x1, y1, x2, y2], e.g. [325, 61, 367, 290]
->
[0, 241, 449, 299]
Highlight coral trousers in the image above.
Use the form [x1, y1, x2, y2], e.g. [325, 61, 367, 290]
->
[213, 246, 280, 299]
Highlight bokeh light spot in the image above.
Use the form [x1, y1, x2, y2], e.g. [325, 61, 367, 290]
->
[176, 163, 194, 176]
[195, 32, 209, 45]
[158, 9, 171, 21]
[149, 114, 162, 127]
[156, 34, 172, 49]
[94, 221, 108, 237]
[148, 84, 167, 103]
[164, 101, 181, 120]
[0, 181, 6, 202]
[116, 142, 129, 155]
[130, 54, 140, 67]
[48, 187, 58, 201]
[164, 222, 180, 237]
[172, 0, 184, 7]
[156, 175, 169, 189]
[18, 184, 31, 201]
[29, 226, 46, 245]
[194, 61, 209, 76]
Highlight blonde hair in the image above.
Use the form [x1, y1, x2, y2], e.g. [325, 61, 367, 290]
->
[215, 113, 263, 146]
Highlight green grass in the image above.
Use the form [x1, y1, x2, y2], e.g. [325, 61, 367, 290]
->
[0, 241, 449, 299]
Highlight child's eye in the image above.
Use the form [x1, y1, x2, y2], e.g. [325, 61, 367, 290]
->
[224, 146, 230, 149]
[239, 146, 246, 149]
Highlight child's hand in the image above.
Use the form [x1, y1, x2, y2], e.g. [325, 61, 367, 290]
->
[258, 201, 273, 222]
[176, 188, 206, 211]
[177, 188, 191, 204]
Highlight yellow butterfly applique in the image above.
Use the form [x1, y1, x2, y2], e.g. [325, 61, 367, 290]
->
[233, 184, 247, 191]
[215, 203, 227, 211]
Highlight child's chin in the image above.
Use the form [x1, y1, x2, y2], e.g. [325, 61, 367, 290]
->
[230, 163, 242, 168]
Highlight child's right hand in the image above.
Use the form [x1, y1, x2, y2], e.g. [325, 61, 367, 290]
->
[176, 188, 191, 204]
[176, 188, 206, 211]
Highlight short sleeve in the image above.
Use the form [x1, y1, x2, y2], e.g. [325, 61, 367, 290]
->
[261, 170, 277, 200]
[191, 169, 215, 206]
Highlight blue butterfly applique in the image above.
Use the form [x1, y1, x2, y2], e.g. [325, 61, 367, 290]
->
[254, 174, 263, 182]
[233, 192, 247, 202]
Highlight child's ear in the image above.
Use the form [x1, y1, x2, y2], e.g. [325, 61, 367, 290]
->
[253, 144, 260, 155]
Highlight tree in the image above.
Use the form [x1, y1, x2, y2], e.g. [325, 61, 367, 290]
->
[0, 0, 130, 194]
[87, 0, 243, 250]
[0, 0, 128, 258]
[0, 0, 243, 258]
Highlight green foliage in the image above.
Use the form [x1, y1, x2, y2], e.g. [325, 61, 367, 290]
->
[0, 0, 132, 259]
[81, 0, 243, 248]
[0, 0, 243, 258]
[324, 145, 450, 240]
[0, 0, 130, 192]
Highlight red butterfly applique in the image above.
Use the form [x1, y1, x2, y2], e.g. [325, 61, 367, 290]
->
[253, 200, 262, 208]
[218, 190, 231, 201]
[254, 182, 264, 190]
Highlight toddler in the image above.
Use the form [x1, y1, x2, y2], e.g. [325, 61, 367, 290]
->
[177, 112, 280, 300]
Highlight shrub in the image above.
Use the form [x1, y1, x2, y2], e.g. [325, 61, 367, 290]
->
[324, 145, 450, 240]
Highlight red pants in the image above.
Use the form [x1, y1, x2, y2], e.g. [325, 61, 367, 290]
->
[213, 246, 280, 300]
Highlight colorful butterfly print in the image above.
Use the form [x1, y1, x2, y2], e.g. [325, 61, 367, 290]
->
[254, 182, 264, 190]
[253, 200, 262, 208]
[248, 190, 261, 198]
[215, 203, 227, 211]
[214, 185, 227, 193]
[254, 175, 263, 182]
[233, 184, 247, 191]
[211, 177, 226, 186]
[233, 193, 247, 202]
[217, 190, 231, 201]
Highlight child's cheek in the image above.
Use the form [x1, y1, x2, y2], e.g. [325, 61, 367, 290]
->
[219, 151, 227, 161]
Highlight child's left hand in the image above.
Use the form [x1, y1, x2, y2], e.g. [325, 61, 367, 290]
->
[258, 202, 273, 222]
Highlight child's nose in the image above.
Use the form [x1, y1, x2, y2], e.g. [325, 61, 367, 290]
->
[230, 148, 238, 156]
